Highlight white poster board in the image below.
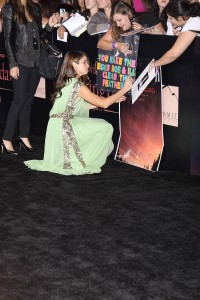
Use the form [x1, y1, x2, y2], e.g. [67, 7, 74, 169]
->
[131, 59, 158, 104]
[162, 85, 179, 127]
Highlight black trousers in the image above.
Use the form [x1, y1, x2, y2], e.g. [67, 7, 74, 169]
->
[3, 64, 40, 141]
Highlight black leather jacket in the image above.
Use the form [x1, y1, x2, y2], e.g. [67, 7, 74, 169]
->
[2, 3, 52, 69]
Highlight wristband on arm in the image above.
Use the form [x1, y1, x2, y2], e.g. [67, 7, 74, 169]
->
[112, 41, 116, 49]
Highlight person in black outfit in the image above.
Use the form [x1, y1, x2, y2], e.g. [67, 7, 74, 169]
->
[1, 0, 59, 155]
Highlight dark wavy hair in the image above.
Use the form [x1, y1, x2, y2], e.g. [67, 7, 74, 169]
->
[151, 0, 170, 31]
[164, 0, 200, 20]
[9, 0, 39, 23]
[151, 0, 169, 17]
[51, 50, 90, 103]
[72, 0, 86, 11]
[110, 1, 136, 41]
[38, 0, 56, 18]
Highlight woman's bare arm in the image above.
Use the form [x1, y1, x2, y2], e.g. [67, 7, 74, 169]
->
[78, 77, 133, 109]
[154, 22, 166, 34]
[97, 27, 113, 50]
[154, 31, 197, 67]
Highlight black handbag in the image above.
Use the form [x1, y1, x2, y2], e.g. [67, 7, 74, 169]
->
[39, 40, 63, 80]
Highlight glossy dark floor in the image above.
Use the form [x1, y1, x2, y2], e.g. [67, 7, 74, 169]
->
[0, 133, 200, 300]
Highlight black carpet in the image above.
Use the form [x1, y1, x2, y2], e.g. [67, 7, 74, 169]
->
[0, 132, 200, 300]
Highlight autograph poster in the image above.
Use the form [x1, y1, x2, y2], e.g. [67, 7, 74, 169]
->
[115, 59, 163, 171]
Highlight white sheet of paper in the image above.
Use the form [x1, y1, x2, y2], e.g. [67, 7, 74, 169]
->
[131, 59, 157, 104]
[62, 13, 88, 36]
[57, 31, 68, 42]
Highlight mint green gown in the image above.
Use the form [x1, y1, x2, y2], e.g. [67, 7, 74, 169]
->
[24, 79, 114, 175]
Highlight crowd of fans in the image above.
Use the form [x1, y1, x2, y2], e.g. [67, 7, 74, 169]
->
[1, 0, 200, 83]
[1, 0, 200, 37]
[1, 0, 200, 75]
[37, 0, 200, 36]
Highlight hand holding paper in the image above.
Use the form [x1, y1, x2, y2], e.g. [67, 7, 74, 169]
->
[131, 59, 159, 104]
[149, 59, 158, 73]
